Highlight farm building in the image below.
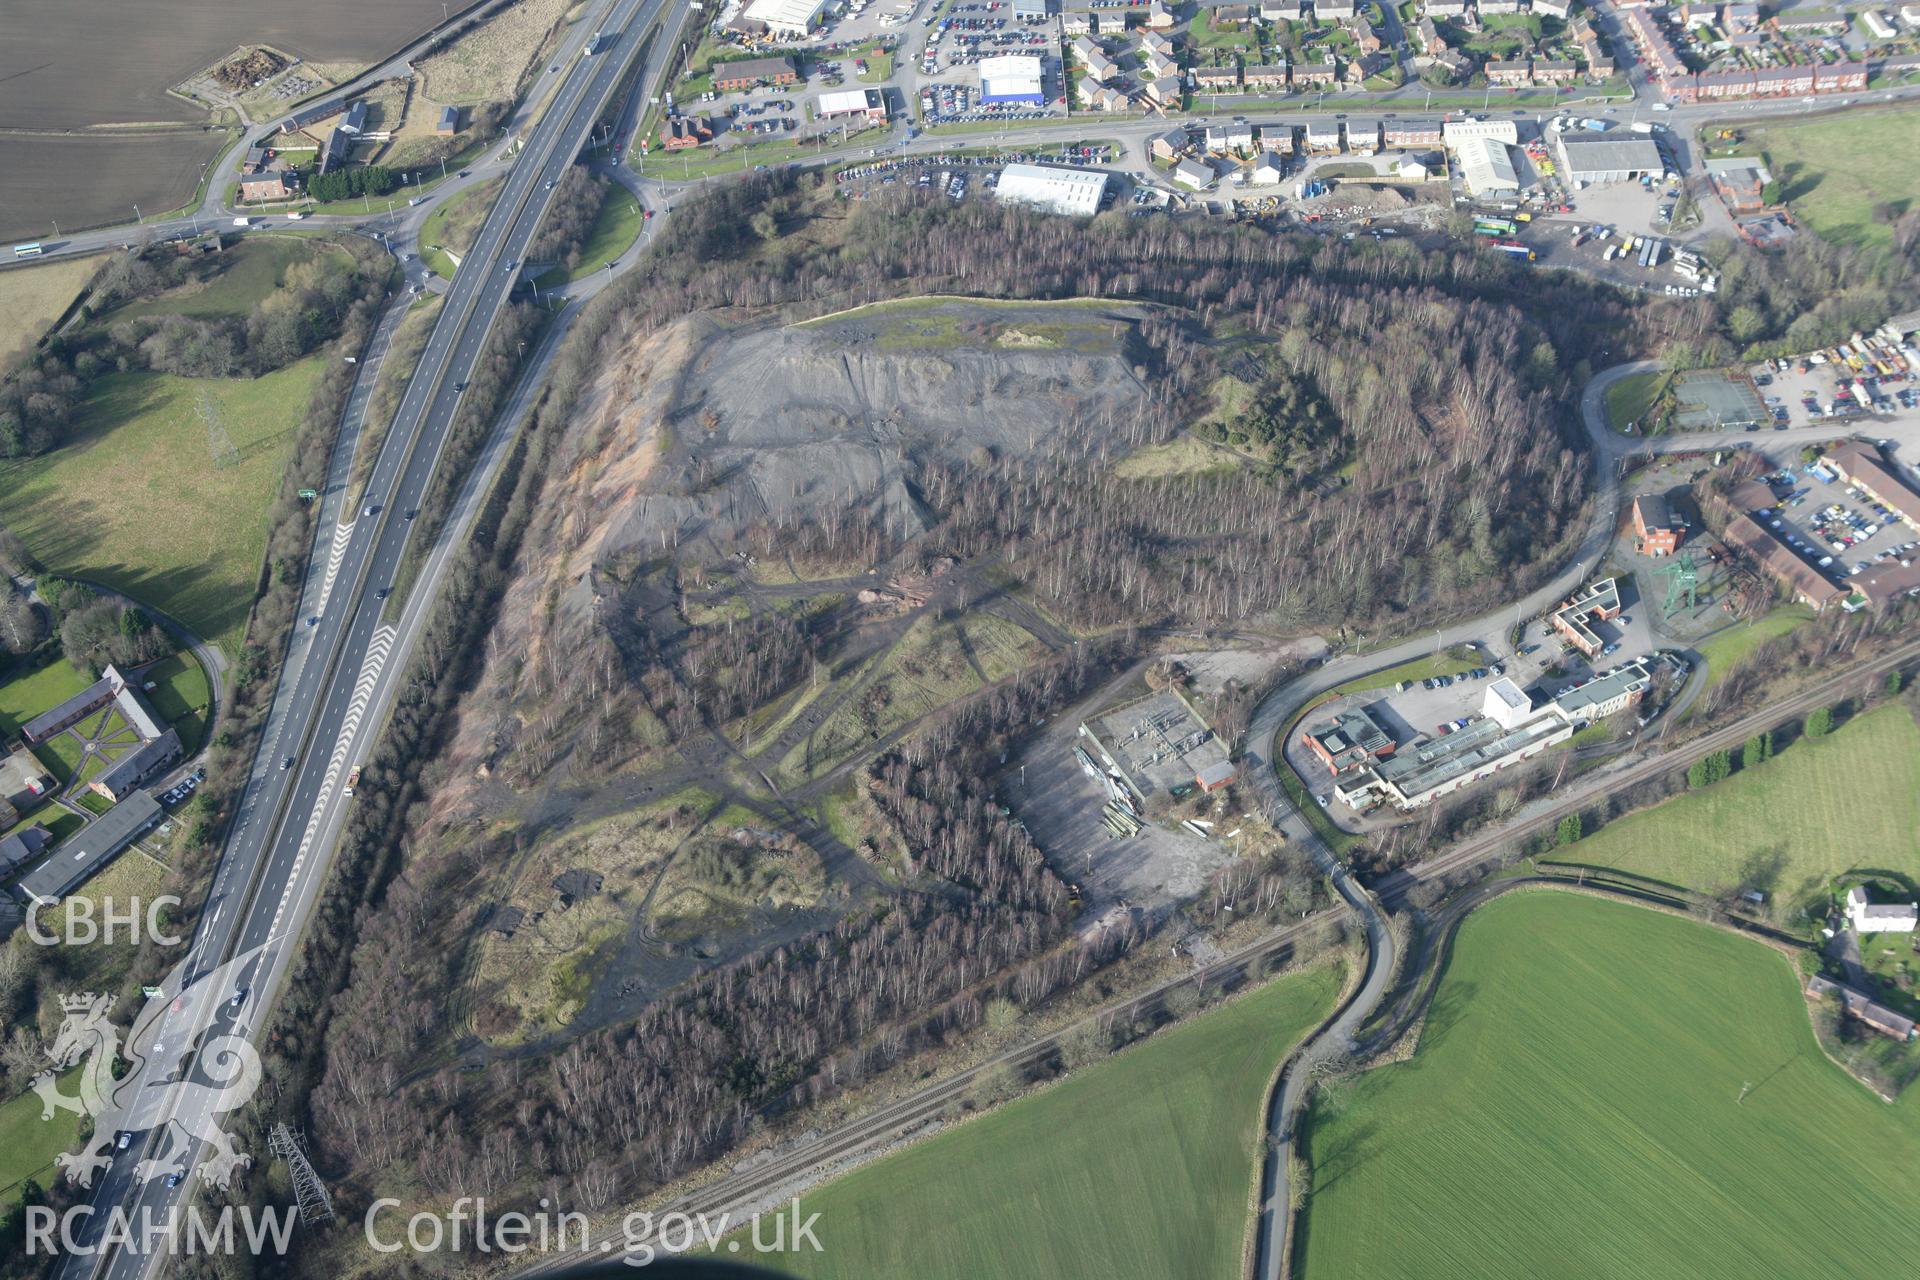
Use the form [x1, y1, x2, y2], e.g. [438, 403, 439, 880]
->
[817, 88, 888, 122]
[713, 56, 800, 91]
[978, 54, 1046, 104]
[1805, 975, 1916, 1041]
[1632, 493, 1685, 556]
[1846, 885, 1919, 933]
[1550, 577, 1622, 658]
[994, 163, 1109, 215]
[240, 169, 295, 202]
[743, 0, 827, 35]
[13, 791, 163, 906]
[1554, 135, 1663, 185]
[1453, 135, 1519, 196]
[1303, 709, 1396, 773]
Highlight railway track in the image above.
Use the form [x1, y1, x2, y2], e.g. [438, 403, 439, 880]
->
[514, 903, 1351, 1272]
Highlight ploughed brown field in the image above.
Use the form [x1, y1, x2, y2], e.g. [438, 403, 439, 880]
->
[0, 0, 448, 127]
[0, 0, 446, 234]
[0, 133, 228, 241]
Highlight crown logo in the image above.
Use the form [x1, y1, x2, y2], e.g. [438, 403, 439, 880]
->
[60, 992, 106, 1013]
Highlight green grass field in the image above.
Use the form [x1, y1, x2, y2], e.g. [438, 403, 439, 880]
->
[1604, 370, 1667, 433]
[1328, 651, 1480, 699]
[756, 963, 1341, 1279]
[0, 253, 102, 367]
[0, 356, 326, 660]
[0, 655, 91, 739]
[137, 652, 213, 755]
[536, 180, 645, 285]
[1570, 702, 1920, 917]
[420, 177, 504, 279]
[1692, 604, 1813, 688]
[1297, 892, 1920, 1280]
[102, 238, 341, 323]
[0, 1072, 81, 1208]
[1743, 104, 1920, 249]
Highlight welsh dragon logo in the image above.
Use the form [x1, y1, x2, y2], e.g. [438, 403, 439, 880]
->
[33, 945, 266, 1191]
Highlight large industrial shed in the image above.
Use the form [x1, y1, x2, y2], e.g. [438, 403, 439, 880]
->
[995, 163, 1108, 216]
[1553, 136, 1663, 186]
[978, 54, 1046, 104]
[1454, 135, 1518, 197]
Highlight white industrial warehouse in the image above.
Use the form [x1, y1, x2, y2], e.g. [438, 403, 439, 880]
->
[994, 163, 1109, 216]
[744, 0, 827, 34]
[978, 53, 1046, 104]
[1454, 135, 1518, 196]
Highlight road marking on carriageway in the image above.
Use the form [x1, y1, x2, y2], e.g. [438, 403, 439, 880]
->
[315, 521, 355, 615]
[270, 624, 398, 935]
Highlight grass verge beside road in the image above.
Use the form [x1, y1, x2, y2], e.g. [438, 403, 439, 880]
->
[0, 356, 328, 660]
[756, 963, 1341, 1280]
[535, 179, 645, 284]
[1297, 892, 1920, 1280]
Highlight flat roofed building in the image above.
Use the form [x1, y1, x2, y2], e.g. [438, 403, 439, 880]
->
[1553, 661, 1652, 722]
[1632, 492, 1684, 555]
[1551, 576, 1621, 657]
[744, 0, 827, 34]
[1482, 677, 1533, 730]
[1454, 134, 1519, 195]
[979, 53, 1046, 103]
[1304, 708, 1396, 772]
[817, 88, 888, 121]
[13, 791, 162, 906]
[994, 162, 1109, 215]
[1345, 709, 1574, 810]
[1443, 117, 1518, 146]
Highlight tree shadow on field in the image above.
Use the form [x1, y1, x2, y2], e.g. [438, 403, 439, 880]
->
[1774, 161, 1823, 206]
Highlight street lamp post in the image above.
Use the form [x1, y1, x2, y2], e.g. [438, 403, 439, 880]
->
[132, 203, 143, 224]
